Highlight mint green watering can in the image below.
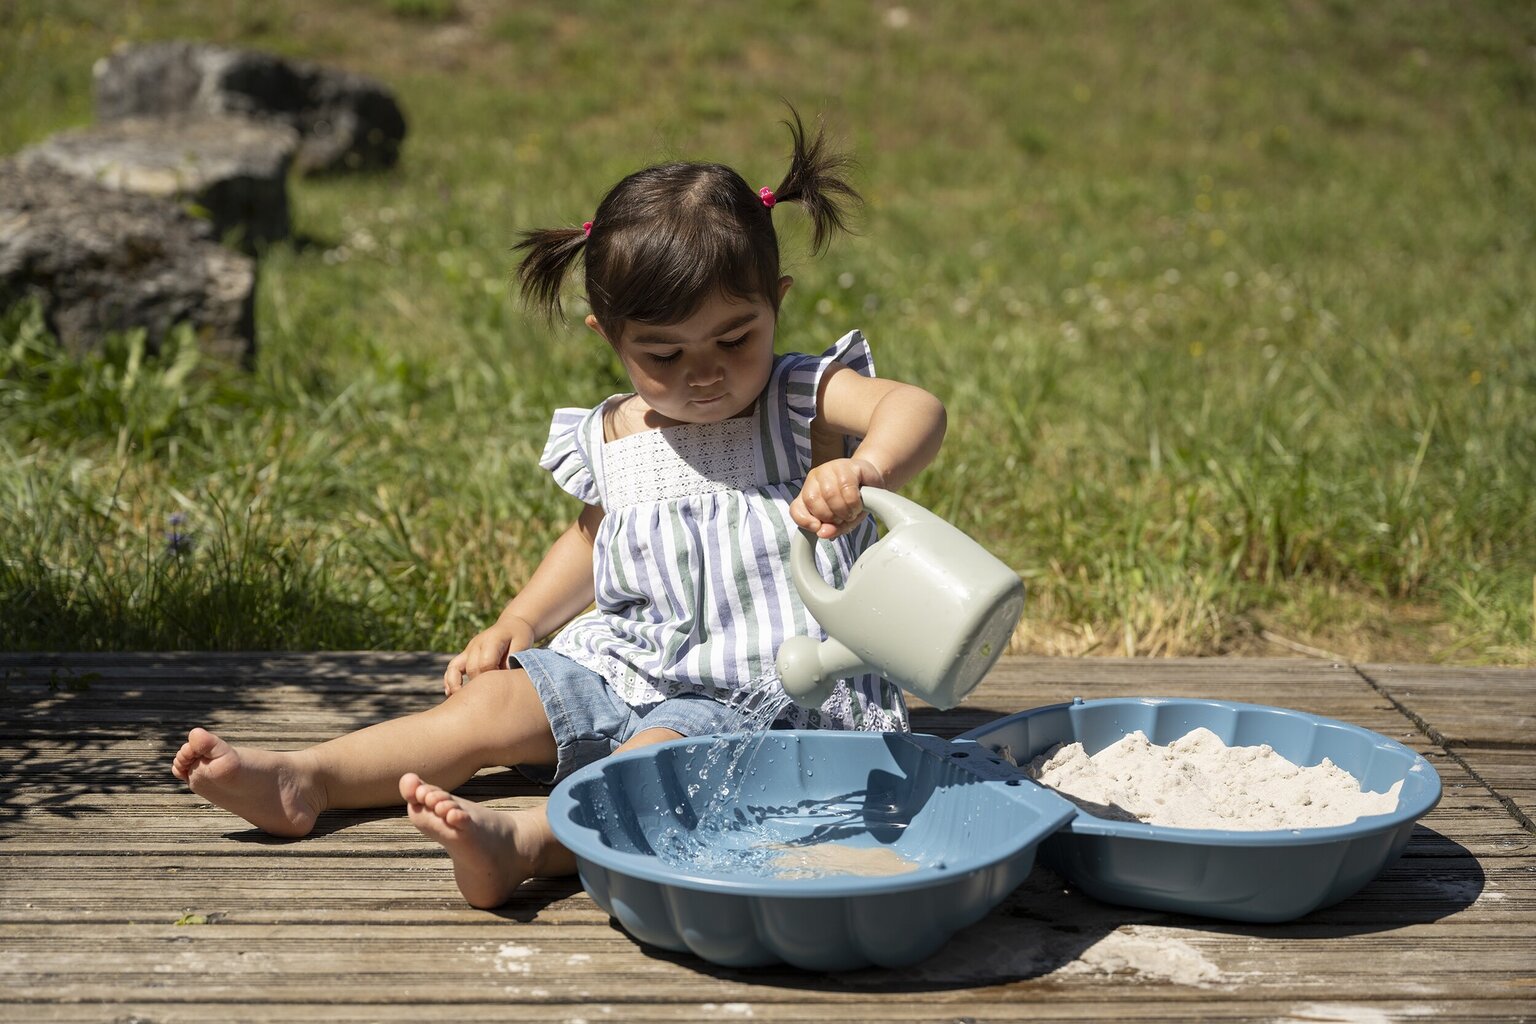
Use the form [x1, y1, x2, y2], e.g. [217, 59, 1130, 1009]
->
[776, 488, 1026, 711]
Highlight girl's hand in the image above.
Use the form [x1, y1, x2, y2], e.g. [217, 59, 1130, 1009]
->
[792, 458, 886, 539]
[444, 616, 535, 696]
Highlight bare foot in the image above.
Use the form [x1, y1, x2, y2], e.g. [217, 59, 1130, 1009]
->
[400, 773, 565, 908]
[172, 728, 323, 838]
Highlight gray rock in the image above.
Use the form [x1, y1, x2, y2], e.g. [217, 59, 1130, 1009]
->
[0, 160, 255, 363]
[93, 40, 407, 175]
[17, 115, 298, 247]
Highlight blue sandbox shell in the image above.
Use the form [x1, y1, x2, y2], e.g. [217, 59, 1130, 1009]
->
[958, 698, 1443, 923]
[547, 730, 1077, 970]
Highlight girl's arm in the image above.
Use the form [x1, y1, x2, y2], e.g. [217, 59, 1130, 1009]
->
[791, 366, 947, 538]
[443, 502, 604, 694]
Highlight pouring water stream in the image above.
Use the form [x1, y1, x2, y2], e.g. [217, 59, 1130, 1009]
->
[648, 489, 1025, 878]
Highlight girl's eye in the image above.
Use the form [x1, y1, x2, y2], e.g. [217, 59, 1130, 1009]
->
[719, 333, 750, 350]
[649, 351, 682, 365]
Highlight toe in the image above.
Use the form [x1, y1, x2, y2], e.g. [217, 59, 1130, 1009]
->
[188, 727, 227, 757]
[171, 741, 202, 780]
[421, 787, 454, 815]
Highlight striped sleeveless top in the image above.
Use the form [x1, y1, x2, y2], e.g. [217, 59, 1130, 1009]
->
[539, 330, 909, 733]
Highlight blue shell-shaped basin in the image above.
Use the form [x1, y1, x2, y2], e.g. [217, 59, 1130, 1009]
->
[547, 730, 1076, 970]
[959, 698, 1442, 922]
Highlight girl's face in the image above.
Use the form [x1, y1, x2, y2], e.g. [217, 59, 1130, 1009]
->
[588, 278, 792, 426]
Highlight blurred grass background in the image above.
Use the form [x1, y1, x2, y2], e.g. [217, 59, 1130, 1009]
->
[1, 0, 1532, 663]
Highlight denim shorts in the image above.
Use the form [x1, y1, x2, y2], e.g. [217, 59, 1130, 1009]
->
[509, 646, 749, 785]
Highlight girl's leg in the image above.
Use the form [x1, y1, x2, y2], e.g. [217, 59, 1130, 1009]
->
[402, 726, 684, 908]
[171, 669, 557, 837]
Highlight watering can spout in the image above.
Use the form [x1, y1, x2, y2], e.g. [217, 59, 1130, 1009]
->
[776, 634, 872, 707]
[776, 487, 1025, 712]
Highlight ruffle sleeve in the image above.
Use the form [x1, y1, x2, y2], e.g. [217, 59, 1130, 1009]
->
[782, 329, 876, 475]
[538, 407, 601, 505]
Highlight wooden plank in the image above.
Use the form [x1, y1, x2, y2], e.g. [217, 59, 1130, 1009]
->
[1357, 663, 1536, 827]
[1358, 663, 1536, 747]
[8, 1001, 1536, 1023]
[0, 650, 445, 675]
[3, 915, 1536, 998]
[2, 853, 1528, 928]
[3, 653, 1535, 1022]
[3, 914, 1536, 982]
[1454, 746, 1536, 811]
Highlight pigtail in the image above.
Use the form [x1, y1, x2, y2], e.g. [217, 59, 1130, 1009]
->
[772, 106, 862, 255]
[513, 226, 588, 321]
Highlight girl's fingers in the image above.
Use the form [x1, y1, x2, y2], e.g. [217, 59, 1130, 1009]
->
[823, 508, 866, 539]
[809, 465, 865, 519]
[829, 487, 862, 522]
[806, 480, 839, 522]
[790, 496, 821, 533]
[444, 655, 466, 695]
[472, 641, 507, 677]
[798, 486, 857, 539]
[817, 484, 860, 525]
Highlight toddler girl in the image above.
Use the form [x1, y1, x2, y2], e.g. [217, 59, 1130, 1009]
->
[171, 110, 947, 908]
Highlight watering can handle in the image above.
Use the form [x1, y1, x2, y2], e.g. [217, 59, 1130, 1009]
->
[788, 525, 838, 607]
[787, 487, 921, 608]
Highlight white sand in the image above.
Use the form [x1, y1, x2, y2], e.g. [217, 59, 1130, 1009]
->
[1025, 727, 1402, 830]
[763, 842, 919, 879]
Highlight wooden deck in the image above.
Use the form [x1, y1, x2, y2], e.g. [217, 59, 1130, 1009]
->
[3, 652, 1533, 1022]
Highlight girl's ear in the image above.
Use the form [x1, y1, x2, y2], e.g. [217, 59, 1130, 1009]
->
[777, 276, 794, 305]
[585, 314, 613, 344]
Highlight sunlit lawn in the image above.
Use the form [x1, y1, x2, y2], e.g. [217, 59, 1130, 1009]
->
[2, 0, 1533, 663]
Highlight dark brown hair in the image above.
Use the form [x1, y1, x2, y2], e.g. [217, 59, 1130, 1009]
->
[514, 107, 860, 331]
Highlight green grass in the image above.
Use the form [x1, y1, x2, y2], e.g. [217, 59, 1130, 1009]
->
[2, 0, 1533, 663]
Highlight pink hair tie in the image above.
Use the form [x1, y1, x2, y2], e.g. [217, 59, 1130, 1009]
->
[582, 221, 593, 237]
[758, 187, 776, 209]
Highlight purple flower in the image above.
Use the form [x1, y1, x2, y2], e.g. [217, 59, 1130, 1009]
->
[165, 513, 194, 558]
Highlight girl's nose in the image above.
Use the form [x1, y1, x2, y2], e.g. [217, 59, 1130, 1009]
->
[685, 358, 723, 387]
